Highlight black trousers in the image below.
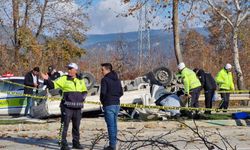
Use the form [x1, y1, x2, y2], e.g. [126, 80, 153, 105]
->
[60, 105, 82, 145]
[219, 92, 230, 109]
[204, 90, 215, 114]
[190, 87, 202, 108]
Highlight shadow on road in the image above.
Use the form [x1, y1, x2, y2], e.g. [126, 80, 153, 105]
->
[0, 137, 59, 149]
[234, 119, 250, 127]
[0, 136, 104, 150]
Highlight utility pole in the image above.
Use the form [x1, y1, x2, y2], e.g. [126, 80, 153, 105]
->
[137, 1, 151, 73]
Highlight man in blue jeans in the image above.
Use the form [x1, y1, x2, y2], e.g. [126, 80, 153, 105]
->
[100, 63, 123, 150]
[24, 67, 40, 116]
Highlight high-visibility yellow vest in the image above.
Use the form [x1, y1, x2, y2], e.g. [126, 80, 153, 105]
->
[54, 75, 87, 93]
[215, 68, 234, 90]
[53, 75, 87, 108]
[180, 68, 201, 94]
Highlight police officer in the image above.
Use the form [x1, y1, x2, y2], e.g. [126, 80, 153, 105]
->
[41, 63, 87, 150]
[215, 63, 235, 111]
[194, 68, 217, 114]
[48, 65, 61, 81]
[177, 63, 202, 108]
[44, 65, 61, 90]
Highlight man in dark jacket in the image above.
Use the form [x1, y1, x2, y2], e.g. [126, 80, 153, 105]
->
[100, 63, 123, 150]
[24, 67, 40, 116]
[194, 68, 217, 114]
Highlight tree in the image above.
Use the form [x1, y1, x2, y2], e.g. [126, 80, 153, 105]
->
[0, 0, 90, 74]
[238, 19, 250, 88]
[43, 37, 85, 69]
[12, 0, 20, 62]
[173, 0, 183, 64]
[182, 29, 219, 74]
[204, 0, 249, 89]
[121, 0, 184, 65]
[0, 45, 13, 73]
[111, 39, 129, 79]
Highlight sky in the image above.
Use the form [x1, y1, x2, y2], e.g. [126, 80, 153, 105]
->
[75, 0, 206, 35]
[83, 0, 166, 35]
[0, 0, 208, 36]
[87, 0, 138, 34]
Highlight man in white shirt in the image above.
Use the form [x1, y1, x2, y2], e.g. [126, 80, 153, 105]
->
[24, 67, 40, 116]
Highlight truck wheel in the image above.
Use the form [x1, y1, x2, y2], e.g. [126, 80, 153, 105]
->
[152, 67, 173, 86]
[145, 67, 173, 86]
[82, 72, 96, 90]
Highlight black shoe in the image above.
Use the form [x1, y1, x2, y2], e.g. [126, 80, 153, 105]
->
[72, 143, 84, 149]
[103, 146, 116, 150]
[61, 144, 70, 150]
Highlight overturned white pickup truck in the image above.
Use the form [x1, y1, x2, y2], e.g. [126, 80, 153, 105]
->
[1, 67, 181, 118]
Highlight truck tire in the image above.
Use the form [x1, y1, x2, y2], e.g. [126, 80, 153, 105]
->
[82, 72, 95, 90]
[145, 72, 158, 85]
[146, 67, 173, 86]
[153, 67, 173, 86]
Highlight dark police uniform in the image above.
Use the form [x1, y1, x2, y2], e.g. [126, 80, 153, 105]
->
[46, 75, 87, 149]
[194, 69, 217, 114]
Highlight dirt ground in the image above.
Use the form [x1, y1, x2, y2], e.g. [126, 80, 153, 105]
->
[0, 117, 250, 150]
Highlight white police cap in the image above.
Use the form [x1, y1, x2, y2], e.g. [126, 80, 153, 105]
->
[67, 63, 78, 70]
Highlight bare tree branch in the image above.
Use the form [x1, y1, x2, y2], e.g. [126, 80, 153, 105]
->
[3, 8, 12, 22]
[87, 119, 239, 150]
[1, 8, 14, 45]
[36, 0, 48, 37]
[237, 11, 249, 27]
[216, 129, 237, 150]
[206, 0, 234, 27]
[90, 130, 107, 150]
[180, 120, 225, 150]
[118, 129, 180, 150]
[233, 0, 241, 12]
[183, 1, 194, 24]
[24, 0, 31, 27]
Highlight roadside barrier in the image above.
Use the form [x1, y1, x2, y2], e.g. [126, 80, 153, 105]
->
[0, 90, 250, 113]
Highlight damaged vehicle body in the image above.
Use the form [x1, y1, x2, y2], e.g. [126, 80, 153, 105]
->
[0, 67, 185, 119]
[121, 67, 186, 119]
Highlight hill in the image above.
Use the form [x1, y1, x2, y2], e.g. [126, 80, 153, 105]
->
[82, 28, 209, 56]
